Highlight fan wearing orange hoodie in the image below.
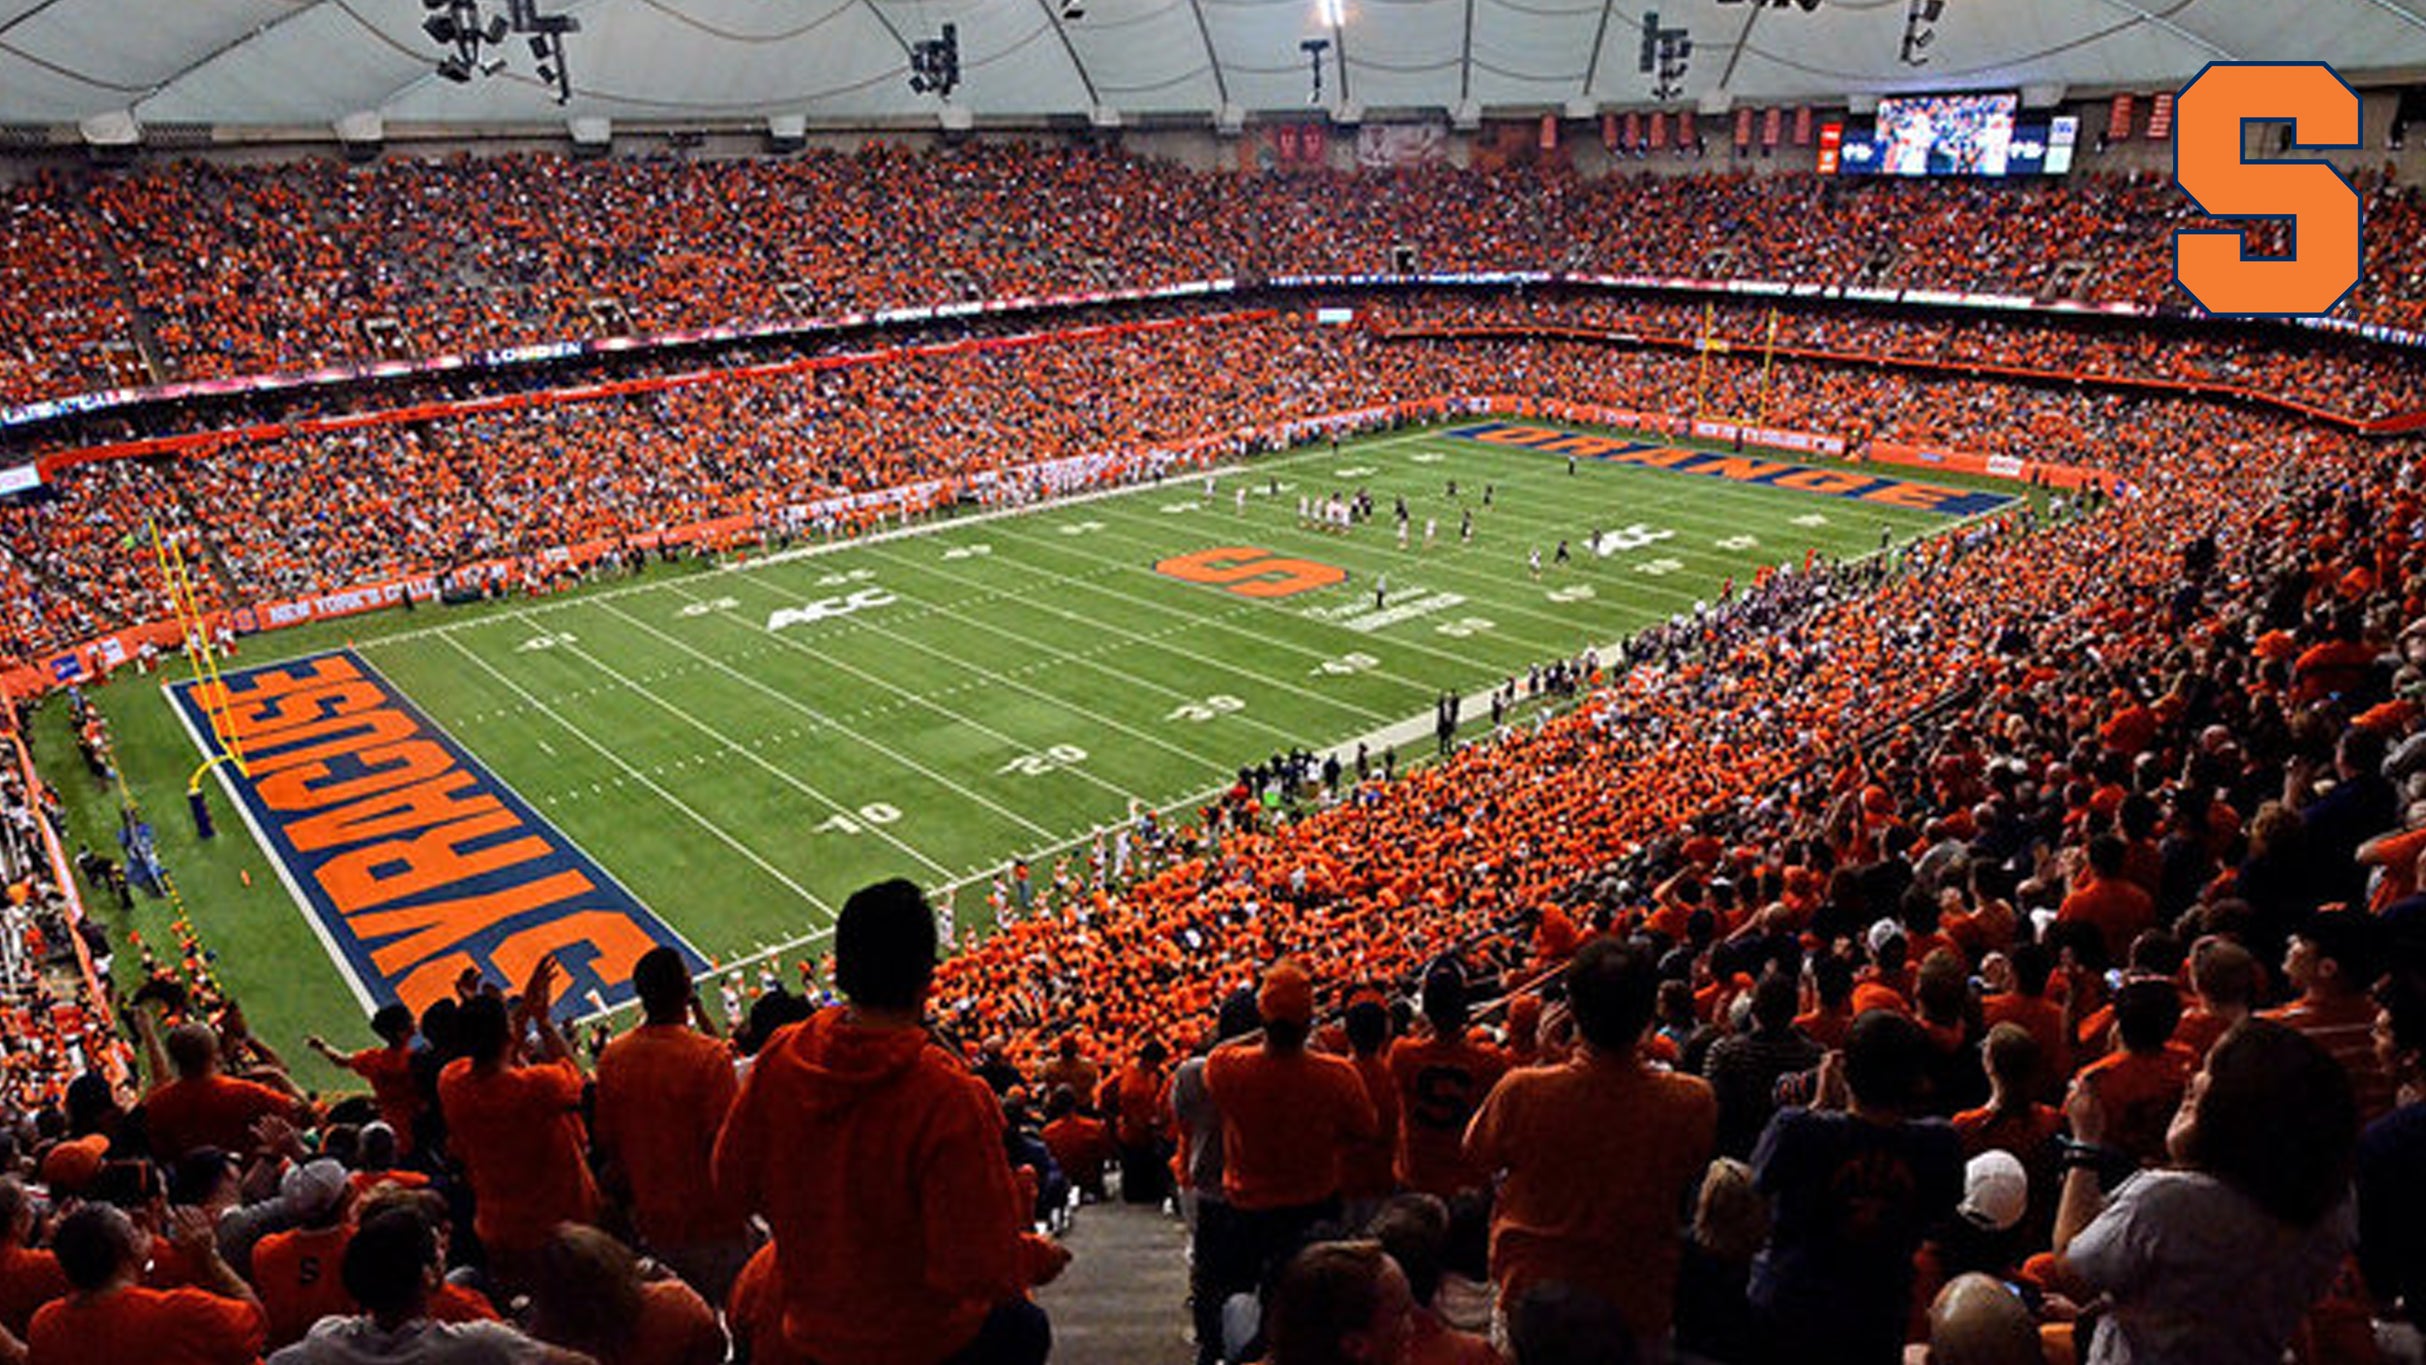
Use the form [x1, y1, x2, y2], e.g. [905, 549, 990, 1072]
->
[714, 879, 1062, 1365]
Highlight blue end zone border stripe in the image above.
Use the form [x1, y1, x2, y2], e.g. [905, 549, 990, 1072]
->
[169, 648, 704, 1023]
[1445, 421, 2019, 518]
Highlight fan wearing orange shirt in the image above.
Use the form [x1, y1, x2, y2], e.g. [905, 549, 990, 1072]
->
[141, 1018, 311, 1163]
[0, 1178, 68, 1343]
[1369, 1194, 1498, 1365]
[1110, 1039, 1175, 1206]
[525, 1223, 727, 1365]
[1338, 992, 1402, 1225]
[2266, 912, 2397, 1125]
[250, 1158, 357, 1349]
[2074, 979, 2195, 1169]
[1951, 1025, 2063, 1162]
[2174, 937, 2259, 1060]
[594, 946, 747, 1302]
[1793, 954, 1858, 1053]
[2057, 836, 2155, 969]
[303, 1004, 423, 1154]
[1388, 963, 1507, 1199]
[28, 1203, 264, 1365]
[436, 954, 599, 1290]
[1465, 936, 1717, 1358]
[1950, 1024, 2063, 1247]
[1980, 942, 2070, 1102]
[1039, 1086, 1115, 1200]
[1204, 960, 1380, 1288]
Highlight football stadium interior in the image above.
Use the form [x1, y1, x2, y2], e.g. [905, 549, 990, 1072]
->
[3, 2, 2426, 1363]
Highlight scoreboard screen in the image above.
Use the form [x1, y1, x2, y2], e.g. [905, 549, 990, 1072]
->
[1832, 93, 2078, 178]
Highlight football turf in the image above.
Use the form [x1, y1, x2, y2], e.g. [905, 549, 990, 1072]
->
[34, 421, 2025, 1087]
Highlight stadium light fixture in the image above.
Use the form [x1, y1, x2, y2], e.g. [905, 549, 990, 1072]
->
[420, 0, 580, 104]
[1639, 12, 1691, 100]
[1900, 0, 1943, 67]
[910, 24, 962, 99]
[1302, 37, 1330, 105]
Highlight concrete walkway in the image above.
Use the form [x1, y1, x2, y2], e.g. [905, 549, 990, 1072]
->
[1036, 1197, 1197, 1365]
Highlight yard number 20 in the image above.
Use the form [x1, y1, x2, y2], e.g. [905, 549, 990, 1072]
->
[2175, 64, 2362, 317]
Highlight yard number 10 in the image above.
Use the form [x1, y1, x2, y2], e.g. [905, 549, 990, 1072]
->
[2174, 63, 2362, 318]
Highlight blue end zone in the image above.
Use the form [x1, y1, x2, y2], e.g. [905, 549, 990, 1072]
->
[1445, 421, 2019, 518]
[169, 649, 705, 1023]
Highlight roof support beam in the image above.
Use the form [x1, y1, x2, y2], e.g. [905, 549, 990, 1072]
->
[2091, 0, 2237, 61]
[1183, 0, 1228, 106]
[1026, 0, 1101, 108]
[2353, 0, 2426, 33]
[1715, 6, 1757, 94]
[1579, 0, 1615, 98]
[140, 0, 366, 111]
[1458, 0, 1475, 103]
[0, 0, 71, 42]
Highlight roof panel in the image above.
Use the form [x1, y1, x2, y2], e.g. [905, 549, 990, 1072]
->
[0, 0, 2420, 126]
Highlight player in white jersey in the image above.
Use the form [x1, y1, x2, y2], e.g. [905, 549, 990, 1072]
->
[1424, 517, 1437, 550]
[1528, 547, 1542, 580]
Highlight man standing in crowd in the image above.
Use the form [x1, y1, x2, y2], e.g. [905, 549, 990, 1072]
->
[437, 954, 598, 1291]
[1465, 936, 1716, 1359]
[1749, 1010, 1964, 1365]
[2271, 911, 2397, 1124]
[716, 878, 1058, 1365]
[29, 1204, 264, 1365]
[594, 945, 748, 1300]
[1388, 962, 1506, 1199]
[1206, 961, 1380, 1287]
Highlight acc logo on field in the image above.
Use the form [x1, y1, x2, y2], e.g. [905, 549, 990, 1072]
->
[1156, 547, 1346, 599]
[2173, 62, 2363, 318]
[766, 586, 896, 631]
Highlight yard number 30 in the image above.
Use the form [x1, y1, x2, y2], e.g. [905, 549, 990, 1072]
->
[2175, 64, 2362, 318]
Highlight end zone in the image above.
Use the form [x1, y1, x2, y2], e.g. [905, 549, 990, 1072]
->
[167, 649, 705, 1022]
[1447, 422, 2020, 517]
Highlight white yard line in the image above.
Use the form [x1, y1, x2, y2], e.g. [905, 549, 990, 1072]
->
[854, 538, 1400, 725]
[439, 632, 837, 912]
[316, 442, 1367, 657]
[656, 573, 1231, 794]
[498, 608, 960, 877]
[581, 594, 1067, 842]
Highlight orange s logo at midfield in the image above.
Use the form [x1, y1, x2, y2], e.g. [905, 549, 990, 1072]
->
[2174, 63, 2363, 318]
[1155, 547, 1346, 599]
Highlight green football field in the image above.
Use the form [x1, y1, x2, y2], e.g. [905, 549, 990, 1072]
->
[34, 421, 2024, 1088]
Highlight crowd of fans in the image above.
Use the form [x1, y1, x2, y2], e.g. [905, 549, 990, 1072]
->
[1372, 293, 2426, 421]
[0, 333, 2419, 1364]
[5, 145, 2426, 406]
[4, 139, 2426, 1364]
[0, 726, 116, 1121]
[896, 380, 2426, 1364]
[7, 289, 2423, 670]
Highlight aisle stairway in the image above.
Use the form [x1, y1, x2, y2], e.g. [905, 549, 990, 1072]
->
[1035, 1197, 1196, 1365]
